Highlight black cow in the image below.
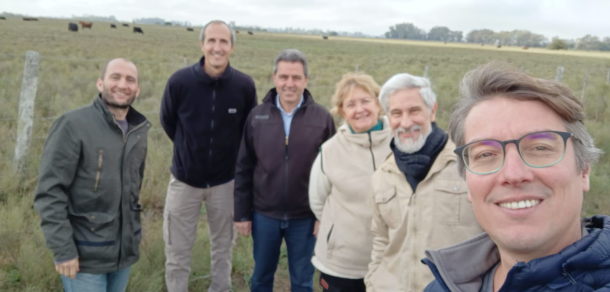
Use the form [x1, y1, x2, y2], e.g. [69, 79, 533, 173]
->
[247, 31, 253, 35]
[111, 24, 117, 28]
[23, 17, 39, 21]
[186, 27, 194, 32]
[0, 16, 6, 20]
[122, 23, 129, 27]
[68, 22, 78, 32]
[322, 36, 328, 40]
[133, 27, 144, 34]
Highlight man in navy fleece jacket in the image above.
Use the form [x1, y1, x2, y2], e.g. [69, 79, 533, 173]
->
[160, 20, 257, 292]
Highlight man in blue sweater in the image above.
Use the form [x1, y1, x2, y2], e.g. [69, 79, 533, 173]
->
[422, 62, 610, 292]
[160, 20, 257, 292]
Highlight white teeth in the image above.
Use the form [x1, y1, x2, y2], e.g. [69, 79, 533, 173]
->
[499, 199, 541, 210]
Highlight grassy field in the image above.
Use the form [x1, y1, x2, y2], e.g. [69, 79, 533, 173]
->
[1, 17, 610, 292]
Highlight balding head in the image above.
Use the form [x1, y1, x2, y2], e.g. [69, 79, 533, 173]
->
[100, 58, 139, 82]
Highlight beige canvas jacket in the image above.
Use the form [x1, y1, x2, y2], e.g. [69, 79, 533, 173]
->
[309, 118, 393, 279]
[365, 139, 484, 292]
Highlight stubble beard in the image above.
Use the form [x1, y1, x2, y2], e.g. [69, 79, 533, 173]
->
[101, 86, 135, 110]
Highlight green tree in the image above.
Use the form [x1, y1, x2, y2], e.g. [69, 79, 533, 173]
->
[548, 37, 568, 50]
[385, 23, 426, 40]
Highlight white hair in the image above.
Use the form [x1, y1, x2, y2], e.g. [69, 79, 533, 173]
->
[378, 73, 436, 113]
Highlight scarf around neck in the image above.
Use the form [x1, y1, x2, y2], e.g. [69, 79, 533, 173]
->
[390, 122, 448, 192]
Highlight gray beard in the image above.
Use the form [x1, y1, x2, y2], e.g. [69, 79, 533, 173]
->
[394, 122, 432, 154]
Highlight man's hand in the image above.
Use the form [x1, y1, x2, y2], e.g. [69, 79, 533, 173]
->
[235, 221, 252, 237]
[313, 220, 320, 238]
[55, 258, 79, 279]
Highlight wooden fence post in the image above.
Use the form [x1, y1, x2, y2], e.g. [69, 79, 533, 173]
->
[423, 66, 429, 78]
[355, 64, 359, 72]
[581, 68, 589, 101]
[13, 50, 40, 174]
[183, 57, 188, 67]
[555, 66, 564, 82]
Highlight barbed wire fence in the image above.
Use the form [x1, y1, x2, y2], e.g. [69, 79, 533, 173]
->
[1, 50, 609, 179]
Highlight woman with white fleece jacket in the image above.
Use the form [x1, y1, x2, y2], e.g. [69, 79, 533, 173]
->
[309, 72, 393, 292]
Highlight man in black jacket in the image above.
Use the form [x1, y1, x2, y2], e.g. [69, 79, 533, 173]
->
[160, 20, 257, 292]
[34, 58, 149, 292]
[234, 49, 336, 292]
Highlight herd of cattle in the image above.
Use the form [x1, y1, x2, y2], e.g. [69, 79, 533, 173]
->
[2, 17, 332, 40]
[68, 21, 144, 33]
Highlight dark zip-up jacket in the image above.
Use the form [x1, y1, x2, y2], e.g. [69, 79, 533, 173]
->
[160, 56, 257, 188]
[422, 215, 610, 292]
[34, 95, 150, 274]
[234, 88, 336, 221]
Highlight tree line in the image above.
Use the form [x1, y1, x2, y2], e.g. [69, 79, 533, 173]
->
[385, 22, 610, 52]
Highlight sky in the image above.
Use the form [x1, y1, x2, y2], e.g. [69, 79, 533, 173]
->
[2, 0, 609, 40]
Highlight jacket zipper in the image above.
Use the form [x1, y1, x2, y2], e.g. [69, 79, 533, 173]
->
[111, 115, 147, 270]
[368, 132, 377, 170]
[207, 86, 217, 188]
[284, 135, 289, 221]
[94, 149, 103, 191]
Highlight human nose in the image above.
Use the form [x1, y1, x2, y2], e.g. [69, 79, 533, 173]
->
[399, 114, 414, 129]
[499, 143, 533, 186]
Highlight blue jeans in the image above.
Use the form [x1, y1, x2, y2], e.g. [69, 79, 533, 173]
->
[61, 266, 131, 292]
[250, 212, 316, 292]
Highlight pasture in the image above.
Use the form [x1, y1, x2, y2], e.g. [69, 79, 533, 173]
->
[1, 17, 610, 292]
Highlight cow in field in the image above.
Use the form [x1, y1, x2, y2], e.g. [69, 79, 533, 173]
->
[23, 17, 39, 21]
[68, 23, 78, 32]
[122, 23, 129, 27]
[523, 46, 529, 50]
[235, 30, 240, 34]
[323, 36, 328, 40]
[79, 21, 92, 29]
[133, 27, 144, 34]
[186, 27, 194, 32]
[111, 24, 117, 28]
[247, 31, 253, 35]
[0, 16, 6, 20]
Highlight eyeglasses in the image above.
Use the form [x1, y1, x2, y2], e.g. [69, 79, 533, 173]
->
[454, 131, 580, 175]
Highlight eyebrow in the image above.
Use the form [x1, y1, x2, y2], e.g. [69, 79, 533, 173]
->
[465, 129, 555, 144]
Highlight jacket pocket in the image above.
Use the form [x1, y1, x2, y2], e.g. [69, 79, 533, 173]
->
[374, 187, 401, 229]
[434, 180, 476, 225]
[94, 149, 103, 192]
[70, 211, 119, 262]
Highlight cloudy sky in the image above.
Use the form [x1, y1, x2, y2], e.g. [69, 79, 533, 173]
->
[2, 0, 608, 39]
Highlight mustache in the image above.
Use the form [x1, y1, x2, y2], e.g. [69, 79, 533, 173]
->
[395, 125, 423, 135]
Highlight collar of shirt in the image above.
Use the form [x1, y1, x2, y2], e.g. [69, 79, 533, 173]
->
[276, 94, 304, 116]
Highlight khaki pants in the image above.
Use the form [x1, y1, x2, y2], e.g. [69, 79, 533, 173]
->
[163, 174, 236, 292]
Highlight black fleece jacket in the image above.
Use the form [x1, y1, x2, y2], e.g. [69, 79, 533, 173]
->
[234, 88, 336, 221]
[160, 57, 257, 188]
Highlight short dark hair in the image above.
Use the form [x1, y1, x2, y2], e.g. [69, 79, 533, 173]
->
[273, 49, 309, 78]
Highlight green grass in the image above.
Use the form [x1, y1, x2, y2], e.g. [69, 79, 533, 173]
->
[1, 17, 610, 291]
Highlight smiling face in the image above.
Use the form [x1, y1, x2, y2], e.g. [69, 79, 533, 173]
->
[200, 23, 234, 70]
[273, 61, 308, 109]
[464, 97, 589, 260]
[96, 59, 140, 109]
[340, 86, 381, 133]
[387, 87, 437, 153]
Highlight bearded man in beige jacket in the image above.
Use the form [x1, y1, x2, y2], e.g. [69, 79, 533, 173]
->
[365, 73, 483, 292]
